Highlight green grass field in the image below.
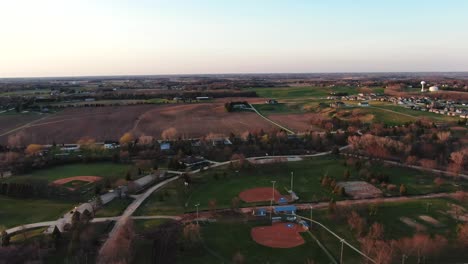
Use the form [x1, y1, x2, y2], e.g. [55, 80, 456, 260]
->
[297, 197, 468, 263]
[176, 220, 328, 264]
[247, 86, 384, 100]
[136, 156, 462, 214]
[2, 162, 131, 184]
[94, 197, 134, 217]
[0, 195, 74, 228]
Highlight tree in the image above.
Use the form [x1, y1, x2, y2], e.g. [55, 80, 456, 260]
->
[231, 197, 240, 211]
[457, 223, 468, 248]
[344, 169, 350, 180]
[1, 230, 9, 247]
[71, 211, 81, 229]
[399, 184, 407, 196]
[434, 177, 444, 188]
[232, 251, 245, 264]
[98, 217, 135, 263]
[25, 144, 42, 155]
[347, 211, 365, 237]
[51, 226, 61, 248]
[183, 223, 202, 249]
[161, 127, 178, 140]
[208, 199, 217, 214]
[119, 132, 134, 145]
[126, 171, 132, 181]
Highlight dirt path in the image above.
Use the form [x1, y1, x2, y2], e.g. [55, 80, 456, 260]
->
[249, 104, 295, 134]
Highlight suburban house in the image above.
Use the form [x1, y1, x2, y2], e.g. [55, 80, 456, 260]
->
[358, 101, 370, 107]
[103, 140, 119, 149]
[330, 101, 346, 108]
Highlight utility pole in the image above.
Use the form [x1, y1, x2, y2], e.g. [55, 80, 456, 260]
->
[270, 180, 276, 220]
[195, 203, 200, 224]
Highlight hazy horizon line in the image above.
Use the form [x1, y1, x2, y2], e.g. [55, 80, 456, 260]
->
[2, 70, 468, 80]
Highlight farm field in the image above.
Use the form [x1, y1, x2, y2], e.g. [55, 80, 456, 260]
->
[2, 162, 131, 184]
[0, 112, 46, 136]
[0, 195, 74, 228]
[137, 156, 463, 214]
[0, 103, 277, 145]
[246, 86, 384, 100]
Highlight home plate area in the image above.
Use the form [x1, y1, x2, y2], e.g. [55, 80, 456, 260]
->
[251, 222, 307, 248]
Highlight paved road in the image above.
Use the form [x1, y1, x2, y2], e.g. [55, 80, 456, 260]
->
[98, 175, 180, 255]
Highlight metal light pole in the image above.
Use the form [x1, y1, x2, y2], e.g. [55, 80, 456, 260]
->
[270, 180, 276, 220]
[290, 171, 294, 191]
[340, 239, 345, 264]
[309, 205, 313, 227]
[195, 203, 200, 224]
[426, 202, 432, 213]
[401, 254, 407, 264]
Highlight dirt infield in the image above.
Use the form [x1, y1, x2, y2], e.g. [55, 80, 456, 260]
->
[51, 176, 102, 190]
[251, 222, 306, 248]
[239, 187, 287, 203]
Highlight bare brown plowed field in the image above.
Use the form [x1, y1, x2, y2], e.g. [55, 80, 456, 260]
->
[0, 103, 276, 144]
[267, 113, 323, 133]
[0, 114, 44, 136]
[133, 103, 276, 139]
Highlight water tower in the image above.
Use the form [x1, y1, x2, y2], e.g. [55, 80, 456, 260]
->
[420, 81, 426, 92]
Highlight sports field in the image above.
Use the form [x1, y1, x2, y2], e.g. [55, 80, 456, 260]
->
[2, 162, 131, 184]
[0, 195, 74, 228]
[135, 156, 463, 214]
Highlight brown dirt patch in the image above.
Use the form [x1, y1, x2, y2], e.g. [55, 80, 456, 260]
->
[51, 176, 102, 190]
[400, 217, 427, 231]
[418, 215, 442, 226]
[251, 222, 306, 248]
[239, 187, 287, 203]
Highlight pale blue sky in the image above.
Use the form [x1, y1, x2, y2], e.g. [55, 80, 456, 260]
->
[1, 0, 467, 77]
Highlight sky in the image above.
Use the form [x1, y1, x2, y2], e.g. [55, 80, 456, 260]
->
[1, 0, 468, 77]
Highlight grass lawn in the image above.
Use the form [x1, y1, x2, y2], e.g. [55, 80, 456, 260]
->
[134, 181, 187, 216]
[94, 197, 134, 217]
[0, 195, 74, 228]
[297, 197, 468, 263]
[144, 156, 459, 213]
[3, 162, 132, 184]
[176, 220, 335, 264]
[134, 219, 170, 234]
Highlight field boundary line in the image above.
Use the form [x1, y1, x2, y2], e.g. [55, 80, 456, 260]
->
[249, 104, 295, 134]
